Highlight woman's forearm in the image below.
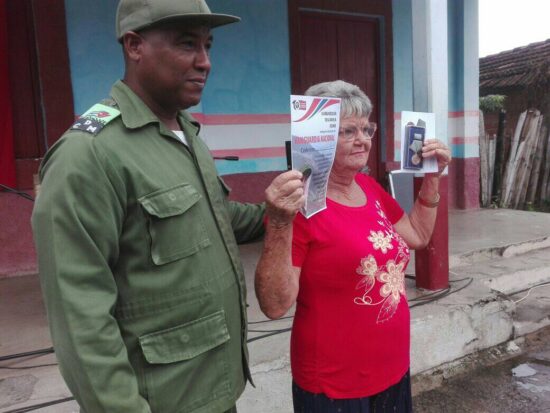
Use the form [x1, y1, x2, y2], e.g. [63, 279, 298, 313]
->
[255, 222, 300, 319]
[407, 174, 440, 248]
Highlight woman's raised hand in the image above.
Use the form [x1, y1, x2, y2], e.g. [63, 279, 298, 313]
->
[265, 170, 306, 228]
[422, 139, 452, 175]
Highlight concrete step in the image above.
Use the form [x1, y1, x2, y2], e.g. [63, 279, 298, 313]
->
[509, 279, 550, 338]
[238, 246, 550, 411]
[411, 245, 550, 371]
[450, 236, 550, 269]
[408, 247, 550, 396]
[410, 278, 515, 376]
[452, 246, 550, 296]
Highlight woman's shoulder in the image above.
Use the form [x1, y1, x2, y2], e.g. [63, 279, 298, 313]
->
[355, 172, 384, 195]
[355, 173, 404, 223]
[355, 172, 376, 184]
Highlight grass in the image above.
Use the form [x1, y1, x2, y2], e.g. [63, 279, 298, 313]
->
[525, 200, 550, 213]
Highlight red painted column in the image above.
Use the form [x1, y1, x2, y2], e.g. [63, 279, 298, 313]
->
[414, 175, 449, 290]
[0, 0, 16, 187]
[448, 157, 480, 209]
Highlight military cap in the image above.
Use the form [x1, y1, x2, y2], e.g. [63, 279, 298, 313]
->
[116, 0, 240, 41]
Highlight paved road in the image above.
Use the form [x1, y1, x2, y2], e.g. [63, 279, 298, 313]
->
[414, 327, 550, 413]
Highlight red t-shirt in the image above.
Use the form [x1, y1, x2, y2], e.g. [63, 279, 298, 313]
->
[291, 173, 410, 399]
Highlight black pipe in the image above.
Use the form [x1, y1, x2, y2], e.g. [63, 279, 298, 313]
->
[492, 109, 506, 203]
[213, 156, 239, 161]
[0, 347, 54, 362]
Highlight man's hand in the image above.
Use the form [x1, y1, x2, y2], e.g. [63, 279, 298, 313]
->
[265, 170, 306, 228]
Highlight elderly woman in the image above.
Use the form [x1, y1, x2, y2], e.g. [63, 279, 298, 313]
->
[258, 80, 451, 412]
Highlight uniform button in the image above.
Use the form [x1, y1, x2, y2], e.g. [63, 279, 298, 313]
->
[168, 193, 177, 201]
[181, 334, 190, 343]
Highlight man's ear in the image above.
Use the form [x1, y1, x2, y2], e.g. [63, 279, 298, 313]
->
[122, 31, 144, 62]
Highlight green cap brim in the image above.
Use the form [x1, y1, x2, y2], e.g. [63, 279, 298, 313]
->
[117, 13, 240, 41]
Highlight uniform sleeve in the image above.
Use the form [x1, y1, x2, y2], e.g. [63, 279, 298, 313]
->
[291, 212, 311, 267]
[217, 177, 266, 243]
[227, 200, 265, 242]
[31, 134, 151, 413]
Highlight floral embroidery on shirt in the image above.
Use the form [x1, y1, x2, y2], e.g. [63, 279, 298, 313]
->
[355, 255, 378, 300]
[377, 260, 406, 322]
[378, 260, 405, 300]
[357, 255, 378, 277]
[355, 201, 409, 323]
[374, 201, 409, 260]
[368, 230, 393, 254]
[355, 259, 406, 322]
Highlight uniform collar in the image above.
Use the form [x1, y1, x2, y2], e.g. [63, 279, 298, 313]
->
[110, 80, 202, 135]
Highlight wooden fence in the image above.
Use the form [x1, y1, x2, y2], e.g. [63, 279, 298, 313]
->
[480, 109, 550, 209]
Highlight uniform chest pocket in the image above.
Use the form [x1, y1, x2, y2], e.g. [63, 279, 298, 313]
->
[139, 183, 211, 265]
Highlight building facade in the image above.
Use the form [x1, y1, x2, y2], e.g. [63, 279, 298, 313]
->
[1, 0, 479, 208]
[0, 0, 480, 288]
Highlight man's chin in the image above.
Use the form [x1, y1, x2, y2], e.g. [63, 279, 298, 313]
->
[179, 96, 202, 110]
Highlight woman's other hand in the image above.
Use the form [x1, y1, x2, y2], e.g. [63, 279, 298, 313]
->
[422, 139, 452, 176]
[395, 139, 451, 249]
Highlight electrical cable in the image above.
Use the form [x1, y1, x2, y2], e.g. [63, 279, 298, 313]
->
[409, 287, 451, 307]
[1, 153, 475, 407]
[0, 184, 34, 201]
[404, 273, 475, 305]
[0, 347, 54, 362]
[247, 316, 294, 341]
[409, 277, 474, 308]
[1, 276, 475, 412]
[0, 363, 58, 370]
[248, 327, 292, 333]
[439, 277, 473, 297]
[247, 316, 293, 341]
[0, 348, 68, 413]
[512, 281, 550, 304]
[406, 273, 471, 283]
[247, 328, 292, 343]
[508, 280, 550, 296]
[408, 287, 449, 302]
[449, 276, 474, 283]
[0, 347, 57, 371]
[0, 327, 293, 412]
[3, 397, 75, 413]
[248, 315, 294, 324]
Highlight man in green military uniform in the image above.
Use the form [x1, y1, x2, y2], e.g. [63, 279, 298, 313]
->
[31, 1, 305, 412]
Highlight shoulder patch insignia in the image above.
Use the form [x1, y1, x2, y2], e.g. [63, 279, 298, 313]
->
[71, 103, 121, 135]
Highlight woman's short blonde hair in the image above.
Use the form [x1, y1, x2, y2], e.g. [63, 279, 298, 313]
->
[304, 80, 372, 119]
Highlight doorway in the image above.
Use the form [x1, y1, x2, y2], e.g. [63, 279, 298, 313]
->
[5, 0, 73, 189]
[288, 0, 394, 181]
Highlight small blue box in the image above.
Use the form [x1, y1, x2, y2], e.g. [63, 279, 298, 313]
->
[403, 125, 425, 170]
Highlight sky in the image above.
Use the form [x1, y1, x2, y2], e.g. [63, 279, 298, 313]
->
[479, 0, 550, 57]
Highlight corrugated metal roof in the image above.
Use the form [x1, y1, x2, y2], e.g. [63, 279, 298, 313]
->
[480, 39, 550, 92]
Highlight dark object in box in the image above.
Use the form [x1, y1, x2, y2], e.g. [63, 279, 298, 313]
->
[403, 125, 425, 170]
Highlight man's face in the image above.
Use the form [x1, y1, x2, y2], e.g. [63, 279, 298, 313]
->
[137, 24, 213, 111]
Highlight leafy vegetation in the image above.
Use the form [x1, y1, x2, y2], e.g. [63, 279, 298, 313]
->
[479, 95, 506, 113]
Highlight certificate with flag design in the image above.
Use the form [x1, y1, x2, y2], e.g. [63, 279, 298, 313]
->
[290, 95, 341, 218]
